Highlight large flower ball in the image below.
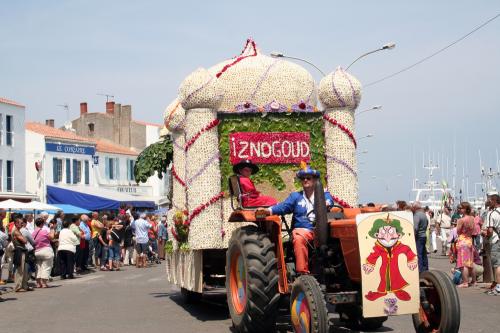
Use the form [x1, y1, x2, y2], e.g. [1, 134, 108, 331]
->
[163, 98, 185, 132]
[179, 68, 223, 110]
[319, 67, 362, 109]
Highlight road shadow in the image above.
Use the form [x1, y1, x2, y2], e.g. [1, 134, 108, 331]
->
[0, 297, 17, 302]
[38, 284, 62, 289]
[330, 320, 395, 333]
[167, 290, 230, 321]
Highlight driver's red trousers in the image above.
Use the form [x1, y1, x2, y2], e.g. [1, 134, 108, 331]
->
[292, 228, 314, 274]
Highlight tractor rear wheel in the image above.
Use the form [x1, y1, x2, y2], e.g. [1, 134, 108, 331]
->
[412, 270, 460, 333]
[226, 226, 280, 332]
[290, 275, 329, 333]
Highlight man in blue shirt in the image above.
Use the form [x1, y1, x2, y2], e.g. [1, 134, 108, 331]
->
[262, 164, 334, 274]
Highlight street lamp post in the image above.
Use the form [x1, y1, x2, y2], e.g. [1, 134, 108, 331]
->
[358, 134, 374, 141]
[357, 105, 382, 116]
[270, 52, 326, 76]
[346, 42, 396, 70]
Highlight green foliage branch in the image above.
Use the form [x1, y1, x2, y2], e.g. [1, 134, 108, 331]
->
[218, 113, 326, 191]
[134, 136, 173, 184]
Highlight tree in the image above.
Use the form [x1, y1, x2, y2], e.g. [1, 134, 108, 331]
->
[134, 136, 173, 183]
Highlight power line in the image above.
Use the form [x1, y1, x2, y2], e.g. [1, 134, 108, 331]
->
[365, 13, 500, 87]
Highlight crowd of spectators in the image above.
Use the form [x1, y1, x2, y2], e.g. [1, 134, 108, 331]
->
[0, 205, 168, 301]
[385, 191, 500, 295]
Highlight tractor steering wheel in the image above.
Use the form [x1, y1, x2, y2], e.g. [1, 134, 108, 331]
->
[330, 204, 345, 212]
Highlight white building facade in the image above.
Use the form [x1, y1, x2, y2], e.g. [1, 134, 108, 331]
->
[0, 98, 36, 201]
[25, 122, 161, 209]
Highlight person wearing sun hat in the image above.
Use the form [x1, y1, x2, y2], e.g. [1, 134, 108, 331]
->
[260, 162, 334, 274]
[233, 159, 277, 207]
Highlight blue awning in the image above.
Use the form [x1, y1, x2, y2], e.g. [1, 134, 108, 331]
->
[51, 204, 91, 214]
[47, 185, 156, 210]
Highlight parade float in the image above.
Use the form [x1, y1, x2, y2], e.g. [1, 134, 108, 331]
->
[163, 38, 359, 294]
[162, 39, 460, 332]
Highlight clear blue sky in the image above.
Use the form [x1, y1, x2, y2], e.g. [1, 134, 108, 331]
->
[1, 1, 499, 203]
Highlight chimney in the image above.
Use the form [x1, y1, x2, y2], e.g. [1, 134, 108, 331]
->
[80, 102, 88, 115]
[45, 119, 55, 127]
[106, 101, 115, 115]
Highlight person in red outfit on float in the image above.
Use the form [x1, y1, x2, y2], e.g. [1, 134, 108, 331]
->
[233, 159, 278, 207]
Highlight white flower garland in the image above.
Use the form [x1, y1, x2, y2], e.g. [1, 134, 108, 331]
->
[319, 67, 362, 207]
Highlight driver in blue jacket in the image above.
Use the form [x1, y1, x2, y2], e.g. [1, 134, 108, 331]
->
[261, 163, 334, 274]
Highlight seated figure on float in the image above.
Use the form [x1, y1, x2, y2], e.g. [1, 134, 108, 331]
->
[260, 163, 334, 274]
[233, 159, 278, 207]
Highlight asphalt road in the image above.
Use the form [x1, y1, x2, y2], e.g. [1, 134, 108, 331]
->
[1, 255, 499, 333]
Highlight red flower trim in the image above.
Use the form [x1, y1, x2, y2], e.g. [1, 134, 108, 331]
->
[331, 194, 352, 208]
[323, 114, 357, 148]
[171, 165, 186, 187]
[187, 192, 225, 224]
[215, 39, 258, 78]
[184, 119, 220, 151]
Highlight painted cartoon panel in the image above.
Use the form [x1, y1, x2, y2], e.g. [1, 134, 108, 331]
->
[356, 211, 420, 318]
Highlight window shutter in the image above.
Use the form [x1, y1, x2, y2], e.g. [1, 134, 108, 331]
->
[105, 157, 109, 179]
[126, 159, 130, 181]
[65, 159, 71, 184]
[53, 158, 58, 183]
[72, 159, 77, 184]
[84, 160, 89, 184]
[115, 158, 120, 180]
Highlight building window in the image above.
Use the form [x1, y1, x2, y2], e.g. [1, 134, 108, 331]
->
[84, 160, 89, 185]
[0, 160, 3, 191]
[127, 159, 135, 181]
[65, 159, 71, 184]
[6, 160, 13, 192]
[0, 114, 3, 145]
[72, 159, 82, 184]
[88, 123, 94, 134]
[6, 115, 13, 146]
[53, 158, 63, 183]
[105, 157, 120, 180]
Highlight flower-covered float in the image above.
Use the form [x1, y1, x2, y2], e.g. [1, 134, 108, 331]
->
[164, 38, 362, 295]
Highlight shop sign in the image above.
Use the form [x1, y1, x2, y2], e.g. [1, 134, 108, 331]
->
[229, 132, 310, 164]
[46, 143, 95, 156]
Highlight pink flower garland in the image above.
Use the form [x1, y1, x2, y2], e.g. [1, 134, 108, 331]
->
[322, 114, 357, 148]
[171, 165, 186, 187]
[331, 194, 352, 208]
[186, 192, 225, 225]
[215, 38, 258, 78]
[184, 119, 220, 151]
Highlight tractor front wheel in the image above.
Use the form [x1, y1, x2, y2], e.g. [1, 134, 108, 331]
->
[412, 270, 460, 333]
[290, 275, 329, 333]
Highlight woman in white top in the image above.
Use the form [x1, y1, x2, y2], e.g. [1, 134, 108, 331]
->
[57, 219, 80, 279]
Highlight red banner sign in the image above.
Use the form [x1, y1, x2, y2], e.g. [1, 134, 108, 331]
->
[229, 132, 310, 164]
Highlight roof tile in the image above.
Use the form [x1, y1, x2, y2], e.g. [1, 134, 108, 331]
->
[0, 97, 25, 108]
[26, 122, 138, 156]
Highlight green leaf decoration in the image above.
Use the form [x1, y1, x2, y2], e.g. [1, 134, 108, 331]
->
[134, 136, 173, 183]
[218, 113, 326, 192]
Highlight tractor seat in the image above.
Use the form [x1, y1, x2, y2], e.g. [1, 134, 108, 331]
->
[228, 175, 272, 210]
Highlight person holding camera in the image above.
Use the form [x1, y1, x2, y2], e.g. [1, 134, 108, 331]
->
[32, 217, 55, 288]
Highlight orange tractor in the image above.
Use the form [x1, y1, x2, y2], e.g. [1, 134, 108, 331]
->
[225, 176, 461, 333]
